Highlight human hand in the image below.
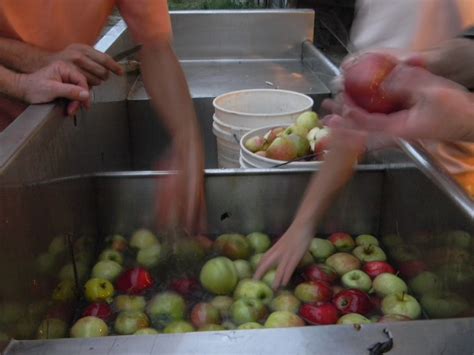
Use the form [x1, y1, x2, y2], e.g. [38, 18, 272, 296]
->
[48, 43, 123, 86]
[17, 61, 91, 115]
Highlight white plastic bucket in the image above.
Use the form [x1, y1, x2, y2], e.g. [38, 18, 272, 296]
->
[240, 125, 323, 169]
[212, 89, 314, 168]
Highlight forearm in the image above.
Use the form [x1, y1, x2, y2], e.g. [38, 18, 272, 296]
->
[0, 65, 24, 100]
[0, 37, 50, 73]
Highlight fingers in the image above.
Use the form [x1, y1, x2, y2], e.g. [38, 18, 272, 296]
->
[67, 101, 81, 116]
[47, 81, 90, 103]
[273, 258, 288, 290]
[84, 48, 123, 76]
[253, 251, 277, 280]
[76, 56, 110, 82]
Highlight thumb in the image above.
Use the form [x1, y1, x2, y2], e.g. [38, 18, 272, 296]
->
[48, 82, 90, 102]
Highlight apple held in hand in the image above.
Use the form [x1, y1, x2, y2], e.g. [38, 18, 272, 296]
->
[309, 238, 336, 262]
[230, 298, 267, 325]
[373, 273, 407, 298]
[304, 264, 339, 284]
[214, 234, 252, 260]
[328, 233, 355, 252]
[344, 52, 399, 113]
[114, 311, 150, 335]
[91, 260, 122, 282]
[341, 270, 372, 292]
[299, 303, 339, 325]
[246, 232, 271, 254]
[266, 136, 298, 161]
[70, 316, 109, 338]
[238, 322, 264, 330]
[130, 229, 158, 249]
[191, 303, 221, 328]
[333, 289, 373, 315]
[381, 293, 421, 320]
[264, 311, 305, 328]
[234, 279, 273, 305]
[353, 245, 387, 263]
[200, 257, 238, 295]
[270, 293, 301, 313]
[210, 296, 234, 318]
[294, 281, 332, 303]
[116, 267, 154, 295]
[245, 136, 266, 153]
[355, 234, 379, 247]
[146, 291, 186, 327]
[163, 320, 195, 334]
[84, 278, 114, 303]
[36, 318, 68, 339]
[169, 278, 201, 298]
[83, 303, 112, 321]
[337, 313, 371, 325]
[363, 261, 396, 279]
[114, 295, 147, 312]
[325, 253, 361, 276]
[296, 111, 319, 130]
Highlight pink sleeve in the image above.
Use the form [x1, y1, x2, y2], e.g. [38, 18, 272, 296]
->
[117, 0, 172, 44]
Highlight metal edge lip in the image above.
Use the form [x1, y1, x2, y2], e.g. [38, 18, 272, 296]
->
[170, 9, 315, 15]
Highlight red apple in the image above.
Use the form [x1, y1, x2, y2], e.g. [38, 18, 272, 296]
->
[398, 260, 428, 279]
[213, 234, 251, 260]
[344, 52, 399, 113]
[116, 268, 154, 295]
[195, 235, 214, 253]
[190, 303, 221, 328]
[299, 303, 339, 325]
[370, 295, 382, 311]
[333, 289, 373, 315]
[325, 253, 361, 276]
[303, 264, 339, 284]
[294, 281, 332, 303]
[328, 233, 355, 252]
[83, 303, 112, 321]
[169, 278, 200, 298]
[363, 261, 396, 279]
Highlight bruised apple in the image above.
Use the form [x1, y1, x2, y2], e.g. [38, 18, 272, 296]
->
[344, 53, 399, 113]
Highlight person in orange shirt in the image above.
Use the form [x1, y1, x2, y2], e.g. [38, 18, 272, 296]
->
[0, 0, 205, 235]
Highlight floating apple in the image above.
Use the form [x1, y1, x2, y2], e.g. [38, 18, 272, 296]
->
[36, 318, 67, 339]
[435, 262, 474, 289]
[250, 253, 264, 270]
[270, 293, 301, 313]
[398, 260, 427, 279]
[353, 245, 387, 263]
[262, 269, 276, 288]
[48, 236, 68, 256]
[230, 298, 267, 325]
[234, 279, 273, 305]
[408, 271, 442, 295]
[246, 232, 271, 254]
[134, 328, 159, 335]
[52, 279, 77, 303]
[333, 289, 372, 315]
[381, 293, 421, 320]
[238, 322, 264, 330]
[83, 303, 112, 321]
[325, 253, 361, 276]
[163, 320, 195, 334]
[373, 273, 407, 298]
[130, 229, 158, 249]
[390, 245, 421, 263]
[137, 244, 162, 268]
[200, 257, 238, 295]
[105, 234, 128, 253]
[381, 234, 404, 249]
[421, 292, 469, 319]
[303, 264, 339, 284]
[36, 252, 57, 275]
[210, 296, 234, 319]
[441, 230, 472, 249]
[245, 136, 266, 153]
[328, 233, 355, 252]
[264, 311, 304, 328]
[355, 234, 379, 247]
[114, 311, 150, 335]
[294, 281, 332, 303]
[115, 267, 154, 295]
[337, 313, 371, 325]
[199, 324, 226, 331]
[146, 292, 186, 327]
[91, 260, 122, 282]
[266, 136, 298, 161]
[233, 259, 253, 280]
[195, 235, 214, 254]
[70, 316, 108, 338]
[296, 111, 319, 130]
[114, 295, 146, 312]
[59, 262, 88, 283]
[341, 270, 372, 292]
[363, 261, 395, 279]
[214, 234, 252, 260]
[169, 278, 200, 298]
[191, 303, 221, 328]
[299, 303, 339, 325]
[84, 278, 114, 303]
[99, 249, 124, 265]
[309, 238, 336, 262]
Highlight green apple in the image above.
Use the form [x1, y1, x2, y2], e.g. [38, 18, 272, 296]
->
[70, 316, 108, 338]
[296, 111, 319, 130]
[270, 293, 301, 313]
[408, 271, 442, 295]
[310, 238, 335, 262]
[59, 262, 88, 283]
[373, 273, 407, 297]
[84, 278, 114, 303]
[214, 234, 252, 260]
[91, 260, 122, 281]
[442, 230, 471, 249]
[355, 234, 379, 247]
[284, 124, 309, 138]
[325, 253, 361, 275]
[238, 322, 264, 330]
[130, 229, 158, 249]
[199, 324, 226, 331]
[99, 249, 124, 265]
[221, 320, 237, 330]
[381, 293, 421, 319]
[137, 244, 162, 268]
[382, 234, 404, 249]
[262, 269, 276, 288]
[36, 252, 57, 274]
[36, 318, 67, 339]
[200, 257, 238, 295]
[52, 279, 77, 303]
[233, 259, 253, 280]
[230, 298, 267, 325]
[435, 262, 474, 288]
[297, 251, 314, 269]
[250, 253, 264, 270]
[163, 321, 195, 334]
[234, 279, 273, 305]
[341, 270, 372, 292]
[264, 311, 304, 328]
[286, 134, 310, 157]
[146, 292, 186, 327]
[421, 292, 469, 318]
[245, 136, 266, 153]
[390, 245, 421, 263]
[246, 232, 271, 254]
[114, 311, 150, 335]
[353, 245, 387, 263]
[0, 302, 23, 324]
[337, 313, 371, 325]
[114, 295, 146, 312]
[134, 328, 159, 335]
[210, 296, 234, 318]
[48, 236, 67, 256]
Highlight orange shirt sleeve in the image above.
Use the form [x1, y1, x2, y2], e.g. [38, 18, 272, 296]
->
[117, 0, 172, 44]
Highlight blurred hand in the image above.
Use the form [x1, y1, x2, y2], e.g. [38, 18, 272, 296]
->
[48, 43, 123, 86]
[17, 61, 91, 115]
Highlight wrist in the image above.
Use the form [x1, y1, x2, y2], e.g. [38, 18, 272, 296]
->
[0, 66, 27, 101]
